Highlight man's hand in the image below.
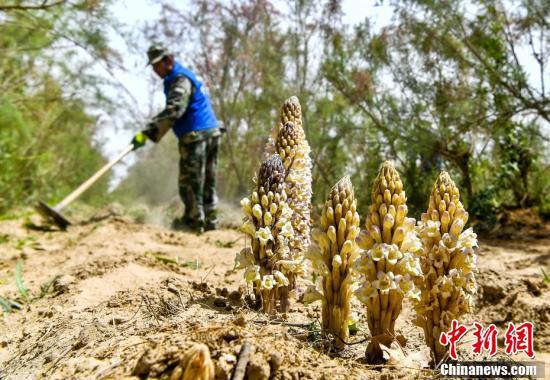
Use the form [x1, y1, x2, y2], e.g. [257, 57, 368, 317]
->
[131, 131, 148, 150]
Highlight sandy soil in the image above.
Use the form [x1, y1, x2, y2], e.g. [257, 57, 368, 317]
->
[0, 209, 548, 379]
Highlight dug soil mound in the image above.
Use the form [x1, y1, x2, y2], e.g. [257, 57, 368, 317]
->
[0, 213, 548, 379]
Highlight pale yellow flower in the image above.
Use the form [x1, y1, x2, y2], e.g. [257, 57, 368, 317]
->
[239, 219, 256, 236]
[436, 275, 453, 299]
[327, 225, 337, 244]
[355, 282, 378, 303]
[402, 217, 416, 232]
[354, 254, 376, 280]
[448, 268, 465, 288]
[261, 194, 269, 208]
[274, 236, 290, 257]
[252, 204, 263, 220]
[457, 252, 477, 274]
[292, 157, 306, 170]
[279, 203, 293, 220]
[261, 275, 275, 290]
[256, 227, 273, 246]
[240, 197, 252, 215]
[280, 221, 294, 238]
[455, 290, 472, 313]
[273, 270, 289, 287]
[332, 253, 343, 270]
[409, 287, 421, 301]
[457, 227, 478, 253]
[292, 261, 307, 276]
[372, 271, 397, 293]
[269, 202, 278, 215]
[438, 236, 455, 252]
[420, 220, 441, 238]
[401, 232, 423, 254]
[429, 246, 449, 268]
[277, 259, 305, 275]
[403, 254, 422, 277]
[263, 211, 273, 226]
[464, 274, 477, 294]
[369, 244, 387, 262]
[386, 244, 402, 265]
[244, 265, 260, 283]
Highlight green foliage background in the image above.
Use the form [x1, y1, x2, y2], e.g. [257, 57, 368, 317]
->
[1, 0, 548, 230]
[0, 1, 122, 215]
[118, 0, 549, 229]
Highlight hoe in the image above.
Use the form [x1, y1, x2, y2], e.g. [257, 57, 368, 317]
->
[36, 143, 135, 229]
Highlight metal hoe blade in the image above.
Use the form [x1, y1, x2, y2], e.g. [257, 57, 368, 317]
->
[33, 143, 134, 231]
[35, 201, 72, 230]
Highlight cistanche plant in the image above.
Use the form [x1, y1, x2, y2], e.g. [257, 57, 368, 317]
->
[235, 154, 295, 314]
[414, 171, 478, 364]
[305, 176, 361, 349]
[354, 161, 424, 362]
[264, 96, 312, 311]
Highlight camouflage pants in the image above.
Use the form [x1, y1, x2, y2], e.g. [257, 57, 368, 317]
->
[178, 129, 221, 228]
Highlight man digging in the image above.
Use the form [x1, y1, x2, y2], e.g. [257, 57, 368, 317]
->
[132, 44, 221, 234]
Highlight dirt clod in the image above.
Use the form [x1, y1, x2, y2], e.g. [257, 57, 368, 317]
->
[246, 353, 270, 380]
[524, 279, 543, 296]
[52, 274, 75, 295]
[228, 290, 242, 303]
[481, 283, 505, 305]
[215, 354, 236, 380]
[74, 324, 100, 350]
[216, 287, 229, 297]
[222, 330, 240, 343]
[269, 351, 283, 372]
[37, 309, 54, 318]
[214, 298, 227, 308]
[192, 281, 211, 293]
[233, 313, 247, 327]
[132, 349, 156, 376]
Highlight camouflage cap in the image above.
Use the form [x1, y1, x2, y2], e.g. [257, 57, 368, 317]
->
[146, 43, 170, 65]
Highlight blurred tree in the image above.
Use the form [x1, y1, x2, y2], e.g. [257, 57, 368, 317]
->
[0, 0, 121, 213]
[322, 0, 549, 219]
